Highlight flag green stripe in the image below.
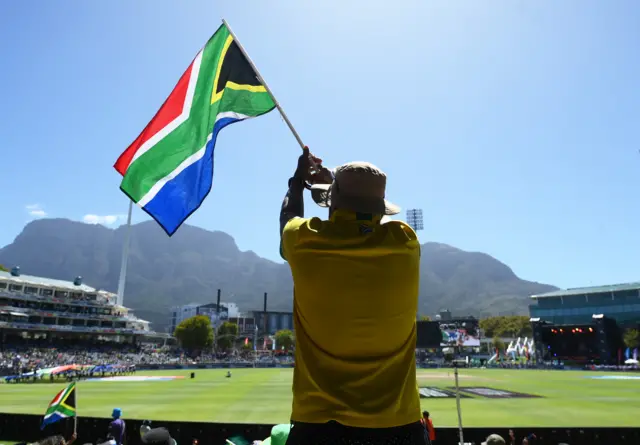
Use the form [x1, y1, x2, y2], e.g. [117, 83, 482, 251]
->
[120, 27, 275, 202]
[45, 405, 75, 418]
[122, 87, 274, 202]
[44, 383, 76, 419]
[45, 385, 73, 415]
[45, 405, 59, 415]
[120, 29, 224, 202]
[121, 87, 274, 202]
[56, 405, 76, 417]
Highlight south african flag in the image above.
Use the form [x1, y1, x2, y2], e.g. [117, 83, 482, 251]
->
[114, 23, 276, 236]
[41, 382, 76, 429]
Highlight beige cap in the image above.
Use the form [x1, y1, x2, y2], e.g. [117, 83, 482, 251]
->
[310, 161, 400, 215]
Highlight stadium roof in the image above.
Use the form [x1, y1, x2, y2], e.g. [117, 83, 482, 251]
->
[531, 282, 640, 299]
[0, 270, 97, 293]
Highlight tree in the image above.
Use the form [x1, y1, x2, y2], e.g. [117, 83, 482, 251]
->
[242, 341, 253, 352]
[0, 264, 8, 272]
[216, 321, 239, 351]
[275, 329, 295, 351]
[623, 329, 640, 349]
[492, 337, 505, 352]
[173, 315, 213, 353]
[419, 315, 432, 321]
[480, 316, 532, 338]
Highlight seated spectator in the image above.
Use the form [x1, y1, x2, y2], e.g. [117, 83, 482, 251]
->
[142, 427, 177, 445]
[32, 433, 76, 445]
[482, 434, 505, 445]
[508, 429, 515, 445]
[262, 424, 290, 445]
[97, 435, 116, 445]
[140, 420, 152, 438]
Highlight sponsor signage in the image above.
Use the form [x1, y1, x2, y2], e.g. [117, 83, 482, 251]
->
[453, 386, 542, 399]
[419, 387, 469, 398]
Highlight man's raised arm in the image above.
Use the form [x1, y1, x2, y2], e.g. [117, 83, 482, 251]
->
[280, 176, 305, 235]
[279, 146, 333, 237]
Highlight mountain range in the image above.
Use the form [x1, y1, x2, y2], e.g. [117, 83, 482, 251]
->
[0, 218, 557, 331]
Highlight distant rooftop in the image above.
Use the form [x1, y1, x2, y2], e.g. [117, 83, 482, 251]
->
[172, 302, 231, 310]
[532, 282, 640, 299]
[0, 270, 98, 293]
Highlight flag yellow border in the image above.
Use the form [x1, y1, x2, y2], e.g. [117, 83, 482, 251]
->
[59, 385, 75, 412]
[211, 35, 267, 105]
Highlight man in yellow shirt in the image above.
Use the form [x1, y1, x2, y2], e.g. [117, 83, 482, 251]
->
[280, 148, 425, 445]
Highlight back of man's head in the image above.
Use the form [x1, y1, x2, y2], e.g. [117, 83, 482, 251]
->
[310, 162, 400, 217]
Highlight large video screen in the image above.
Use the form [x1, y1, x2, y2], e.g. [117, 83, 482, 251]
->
[416, 319, 481, 348]
[540, 325, 598, 360]
[416, 321, 442, 348]
[440, 320, 480, 347]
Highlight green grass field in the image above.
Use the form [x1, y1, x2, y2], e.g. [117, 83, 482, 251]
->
[1, 368, 638, 427]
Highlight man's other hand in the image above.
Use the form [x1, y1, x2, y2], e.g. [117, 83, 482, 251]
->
[310, 166, 333, 185]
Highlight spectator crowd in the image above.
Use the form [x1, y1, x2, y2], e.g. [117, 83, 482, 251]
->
[0, 341, 295, 378]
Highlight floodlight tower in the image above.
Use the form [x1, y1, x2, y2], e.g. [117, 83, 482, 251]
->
[405, 209, 424, 231]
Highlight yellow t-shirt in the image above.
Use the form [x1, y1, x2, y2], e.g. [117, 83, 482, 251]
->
[281, 210, 421, 428]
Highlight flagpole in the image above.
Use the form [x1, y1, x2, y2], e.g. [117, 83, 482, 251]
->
[74, 382, 78, 437]
[116, 200, 133, 307]
[222, 19, 306, 151]
[453, 364, 464, 445]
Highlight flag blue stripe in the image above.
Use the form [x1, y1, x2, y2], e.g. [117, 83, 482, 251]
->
[41, 412, 67, 429]
[143, 116, 243, 235]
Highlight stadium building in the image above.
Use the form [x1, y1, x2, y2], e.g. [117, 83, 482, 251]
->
[529, 282, 640, 327]
[250, 310, 294, 335]
[0, 266, 153, 347]
[529, 282, 640, 364]
[221, 311, 293, 336]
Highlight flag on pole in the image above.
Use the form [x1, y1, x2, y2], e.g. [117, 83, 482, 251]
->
[618, 348, 623, 364]
[114, 23, 276, 235]
[41, 382, 76, 429]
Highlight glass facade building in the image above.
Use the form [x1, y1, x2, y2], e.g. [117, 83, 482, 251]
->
[529, 282, 640, 327]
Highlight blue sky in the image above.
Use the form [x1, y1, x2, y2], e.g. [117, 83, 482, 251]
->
[1, 1, 639, 289]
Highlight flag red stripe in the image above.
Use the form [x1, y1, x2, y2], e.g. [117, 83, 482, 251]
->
[49, 388, 65, 406]
[114, 61, 195, 175]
